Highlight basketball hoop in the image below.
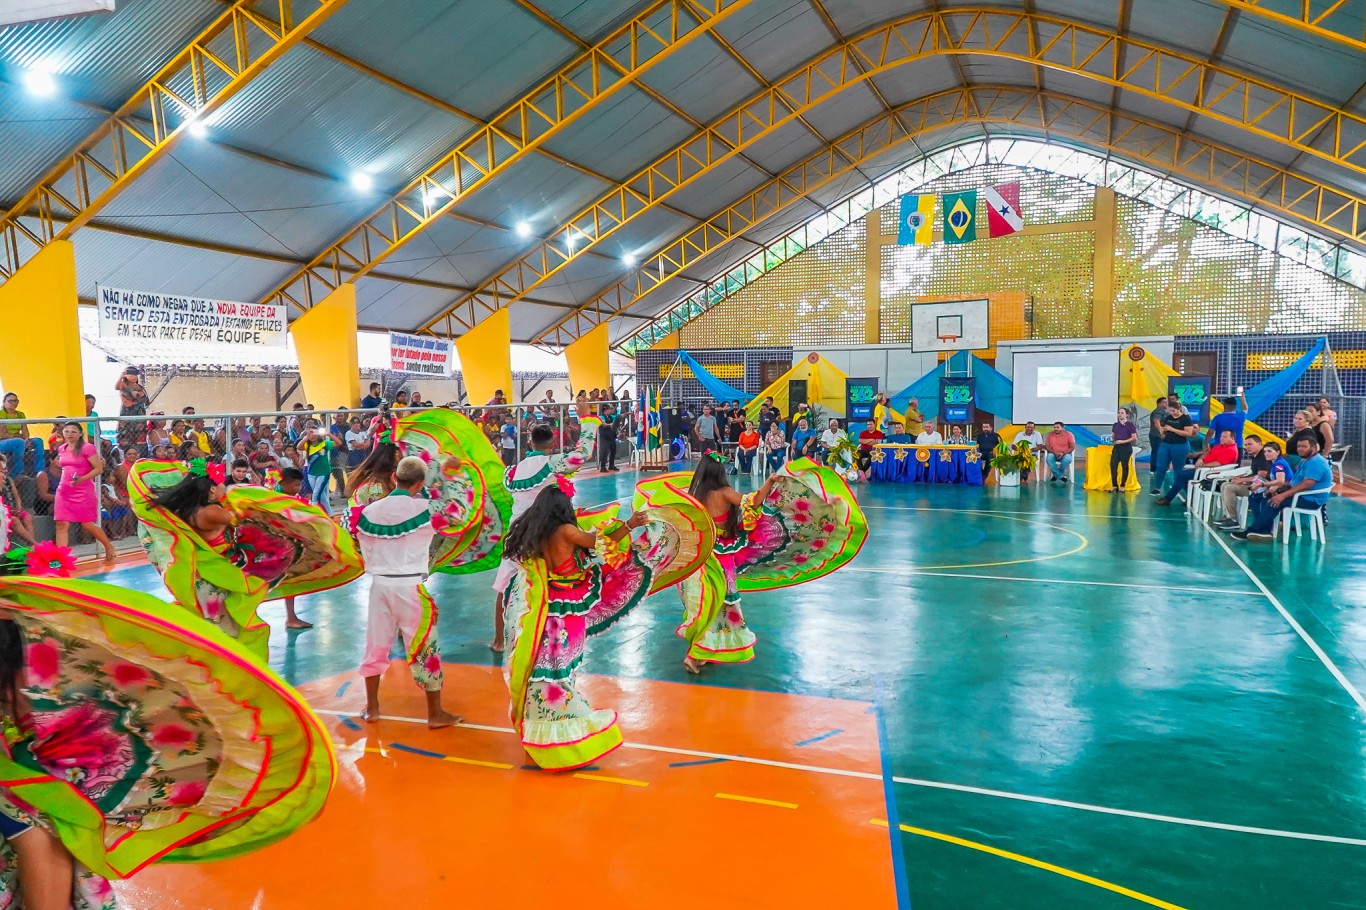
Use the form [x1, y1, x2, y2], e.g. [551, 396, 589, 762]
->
[938, 333, 959, 345]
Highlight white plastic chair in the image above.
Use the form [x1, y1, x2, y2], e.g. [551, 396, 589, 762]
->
[1327, 446, 1351, 487]
[1038, 453, 1075, 483]
[1276, 484, 1334, 543]
[1187, 465, 1248, 522]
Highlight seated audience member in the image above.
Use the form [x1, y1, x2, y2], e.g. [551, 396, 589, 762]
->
[1215, 435, 1273, 529]
[1013, 421, 1044, 482]
[736, 421, 761, 474]
[250, 440, 277, 475]
[915, 422, 943, 445]
[1043, 421, 1077, 483]
[1207, 390, 1249, 449]
[856, 420, 884, 473]
[945, 425, 968, 446]
[977, 421, 1001, 480]
[819, 419, 844, 463]
[1285, 410, 1316, 465]
[764, 421, 787, 472]
[885, 421, 912, 444]
[790, 418, 818, 462]
[1305, 403, 1335, 453]
[344, 416, 370, 469]
[0, 392, 43, 474]
[226, 457, 257, 487]
[100, 454, 136, 539]
[34, 457, 62, 517]
[0, 455, 35, 545]
[1231, 436, 1331, 540]
[1315, 397, 1337, 428]
[1156, 428, 1239, 505]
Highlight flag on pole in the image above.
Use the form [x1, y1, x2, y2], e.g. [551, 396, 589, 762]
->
[896, 193, 935, 245]
[637, 390, 647, 450]
[984, 182, 1024, 237]
[646, 387, 661, 452]
[942, 190, 976, 244]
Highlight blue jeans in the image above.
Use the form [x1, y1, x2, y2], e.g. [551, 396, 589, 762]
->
[738, 448, 755, 473]
[1046, 451, 1073, 479]
[0, 437, 43, 473]
[306, 471, 330, 514]
[1165, 465, 1198, 499]
[1248, 491, 1324, 534]
[767, 449, 786, 472]
[1151, 441, 1188, 492]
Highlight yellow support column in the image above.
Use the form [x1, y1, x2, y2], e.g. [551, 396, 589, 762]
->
[1091, 187, 1117, 337]
[565, 322, 612, 394]
[290, 285, 360, 408]
[0, 241, 82, 419]
[455, 308, 513, 405]
[864, 208, 882, 344]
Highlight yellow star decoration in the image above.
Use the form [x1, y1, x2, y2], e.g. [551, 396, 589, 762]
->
[871, 449, 886, 463]
[895, 449, 908, 462]
[938, 449, 952, 462]
[965, 449, 982, 463]
[916, 448, 931, 463]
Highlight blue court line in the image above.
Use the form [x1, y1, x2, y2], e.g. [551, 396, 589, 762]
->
[334, 680, 351, 698]
[340, 717, 361, 731]
[795, 729, 843, 747]
[668, 757, 730, 768]
[874, 677, 913, 910]
[391, 742, 446, 760]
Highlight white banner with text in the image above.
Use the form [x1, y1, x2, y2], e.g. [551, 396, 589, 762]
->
[96, 285, 288, 347]
[389, 332, 453, 375]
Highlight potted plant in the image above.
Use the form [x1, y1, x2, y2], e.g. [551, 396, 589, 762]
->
[990, 438, 1037, 487]
[825, 433, 861, 482]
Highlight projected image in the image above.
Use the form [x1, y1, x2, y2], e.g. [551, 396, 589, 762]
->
[1037, 365, 1094, 398]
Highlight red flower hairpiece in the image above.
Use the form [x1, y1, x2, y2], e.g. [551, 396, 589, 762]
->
[554, 473, 576, 498]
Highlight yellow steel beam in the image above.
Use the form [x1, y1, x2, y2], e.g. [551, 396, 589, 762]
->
[517, 86, 1366, 348]
[1210, 0, 1366, 51]
[420, 7, 1366, 337]
[0, 0, 348, 282]
[254, 0, 751, 315]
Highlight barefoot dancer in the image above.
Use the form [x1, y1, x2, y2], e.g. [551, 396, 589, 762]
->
[356, 456, 475, 729]
[489, 395, 598, 652]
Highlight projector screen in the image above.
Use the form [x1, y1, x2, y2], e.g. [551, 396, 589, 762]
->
[1012, 349, 1120, 425]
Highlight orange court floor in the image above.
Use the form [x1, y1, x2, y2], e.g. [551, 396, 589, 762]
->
[122, 662, 898, 910]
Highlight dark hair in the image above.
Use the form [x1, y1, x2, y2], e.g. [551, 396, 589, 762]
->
[346, 440, 400, 496]
[150, 471, 217, 525]
[689, 454, 738, 537]
[280, 467, 305, 484]
[530, 424, 554, 448]
[1245, 434, 1263, 444]
[502, 486, 577, 563]
[1219, 395, 1237, 409]
[60, 420, 84, 443]
[0, 619, 21, 715]
[231, 457, 249, 469]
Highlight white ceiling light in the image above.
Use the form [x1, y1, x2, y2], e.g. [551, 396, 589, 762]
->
[21, 68, 57, 97]
[515, 221, 532, 238]
[623, 252, 637, 267]
[422, 188, 444, 208]
[185, 119, 208, 138]
[350, 172, 374, 192]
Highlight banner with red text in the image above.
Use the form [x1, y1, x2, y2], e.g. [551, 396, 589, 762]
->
[389, 331, 454, 376]
[96, 285, 288, 347]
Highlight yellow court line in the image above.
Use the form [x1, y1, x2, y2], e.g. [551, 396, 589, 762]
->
[444, 755, 515, 771]
[574, 773, 650, 787]
[716, 793, 798, 809]
[913, 513, 1089, 570]
[871, 820, 1188, 910]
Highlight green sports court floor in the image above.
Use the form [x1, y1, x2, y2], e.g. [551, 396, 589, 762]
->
[94, 469, 1366, 909]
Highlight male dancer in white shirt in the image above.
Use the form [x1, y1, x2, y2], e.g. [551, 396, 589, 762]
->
[356, 455, 465, 728]
[489, 395, 597, 651]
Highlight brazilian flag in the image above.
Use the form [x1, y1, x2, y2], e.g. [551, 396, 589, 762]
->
[943, 190, 977, 244]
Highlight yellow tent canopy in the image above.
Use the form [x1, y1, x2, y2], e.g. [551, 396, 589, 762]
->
[744, 353, 849, 420]
[1120, 344, 1283, 446]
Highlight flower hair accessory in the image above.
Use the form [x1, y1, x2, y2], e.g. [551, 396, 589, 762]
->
[554, 473, 576, 498]
[705, 450, 727, 463]
[188, 458, 227, 484]
[25, 541, 76, 578]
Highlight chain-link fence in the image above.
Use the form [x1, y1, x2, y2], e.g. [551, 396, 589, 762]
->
[0, 398, 640, 557]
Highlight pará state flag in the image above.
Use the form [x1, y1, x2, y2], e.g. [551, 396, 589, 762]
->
[984, 181, 1024, 237]
[943, 190, 976, 244]
[896, 193, 935, 245]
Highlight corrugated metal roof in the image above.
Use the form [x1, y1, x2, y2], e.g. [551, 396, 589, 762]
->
[823, 0, 933, 36]
[508, 301, 576, 341]
[713, 0, 832, 83]
[372, 217, 525, 288]
[541, 85, 694, 182]
[800, 82, 885, 139]
[635, 33, 761, 124]
[741, 119, 829, 175]
[664, 156, 771, 219]
[0, 81, 102, 203]
[449, 152, 610, 229]
[519, 0, 650, 43]
[0, 0, 222, 108]
[355, 276, 455, 329]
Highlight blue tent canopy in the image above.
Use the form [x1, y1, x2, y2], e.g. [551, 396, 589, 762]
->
[671, 351, 749, 403]
[888, 352, 1014, 422]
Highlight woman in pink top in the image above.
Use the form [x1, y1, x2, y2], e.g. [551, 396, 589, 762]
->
[53, 421, 117, 562]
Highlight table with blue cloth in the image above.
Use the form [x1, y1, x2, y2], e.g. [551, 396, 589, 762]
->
[867, 445, 984, 485]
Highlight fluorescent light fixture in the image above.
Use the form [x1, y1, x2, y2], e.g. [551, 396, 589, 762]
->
[185, 119, 208, 138]
[515, 221, 532, 238]
[21, 68, 57, 96]
[623, 252, 637, 266]
[350, 172, 374, 192]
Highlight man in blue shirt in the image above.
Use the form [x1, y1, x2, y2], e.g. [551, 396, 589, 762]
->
[1206, 390, 1249, 449]
[885, 421, 913, 444]
[1232, 436, 1331, 540]
[790, 417, 818, 462]
[360, 382, 383, 412]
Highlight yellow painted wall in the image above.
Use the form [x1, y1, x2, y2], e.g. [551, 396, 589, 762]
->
[290, 284, 360, 408]
[455, 309, 513, 405]
[565, 322, 612, 393]
[0, 242, 83, 427]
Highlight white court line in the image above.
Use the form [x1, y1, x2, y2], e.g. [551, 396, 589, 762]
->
[315, 708, 1366, 847]
[860, 506, 1185, 522]
[842, 566, 1265, 597]
[1202, 524, 1366, 718]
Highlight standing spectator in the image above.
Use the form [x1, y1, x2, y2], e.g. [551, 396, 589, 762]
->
[1305, 403, 1335, 452]
[726, 404, 745, 443]
[53, 421, 117, 562]
[597, 408, 618, 472]
[790, 417, 818, 461]
[1013, 421, 1044, 482]
[1315, 397, 1338, 429]
[903, 398, 925, 436]
[790, 401, 812, 431]
[1232, 436, 1332, 540]
[1043, 421, 1077, 482]
[1110, 408, 1139, 492]
[394, 390, 410, 411]
[499, 419, 518, 466]
[299, 421, 336, 513]
[873, 392, 894, 432]
[1152, 400, 1196, 494]
[361, 381, 383, 411]
[764, 420, 787, 472]
[977, 421, 1001, 481]
[344, 416, 371, 470]
[757, 397, 777, 435]
[1156, 429, 1238, 505]
[916, 422, 944, 445]
[856, 420, 884, 474]
[0, 392, 42, 474]
[1207, 390, 1249, 449]
[736, 420, 761, 474]
[1147, 396, 1169, 483]
[0, 454, 36, 545]
[695, 405, 719, 451]
[83, 393, 100, 443]
[115, 366, 149, 416]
